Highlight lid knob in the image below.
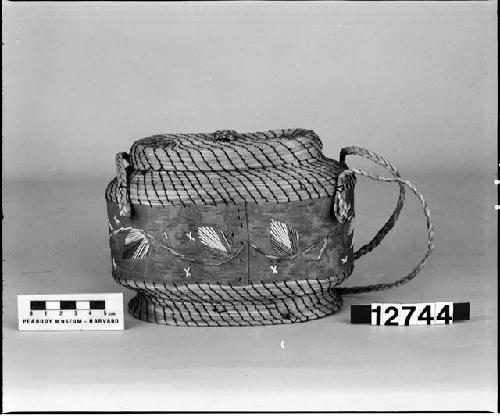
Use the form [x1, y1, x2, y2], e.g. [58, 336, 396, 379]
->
[212, 129, 239, 142]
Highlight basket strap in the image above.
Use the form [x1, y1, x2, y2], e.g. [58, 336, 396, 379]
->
[336, 146, 434, 295]
[334, 147, 406, 260]
[116, 152, 132, 217]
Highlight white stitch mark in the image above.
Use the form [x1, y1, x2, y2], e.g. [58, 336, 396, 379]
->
[347, 215, 354, 236]
[186, 232, 195, 242]
[123, 229, 149, 259]
[112, 258, 116, 270]
[184, 267, 191, 278]
[198, 226, 231, 255]
[114, 215, 120, 225]
[270, 265, 278, 274]
[317, 239, 328, 260]
[270, 219, 299, 256]
[341, 255, 348, 264]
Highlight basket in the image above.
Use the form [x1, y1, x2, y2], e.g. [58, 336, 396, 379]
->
[105, 129, 434, 326]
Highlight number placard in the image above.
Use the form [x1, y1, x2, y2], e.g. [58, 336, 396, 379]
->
[370, 302, 454, 326]
[415, 303, 435, 326]
[370, 303, 383, 326]
[434, 302, 453, 325]
[400, 304, 418, 326]
[371, 303, 401, 326]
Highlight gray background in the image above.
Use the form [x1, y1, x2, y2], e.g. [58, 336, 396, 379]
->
[2, 1, 497, 412]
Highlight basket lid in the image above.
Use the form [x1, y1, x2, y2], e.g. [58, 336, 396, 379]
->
[107, 129, 347, 207]
[129, 129, 327, 172]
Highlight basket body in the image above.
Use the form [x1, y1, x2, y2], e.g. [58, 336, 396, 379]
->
[105, 129, 356, 326]
[106, 195, 354, 286]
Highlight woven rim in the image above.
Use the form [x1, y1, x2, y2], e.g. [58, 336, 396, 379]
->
[129, 128, 324, 172]
[106, 158, 342, 206]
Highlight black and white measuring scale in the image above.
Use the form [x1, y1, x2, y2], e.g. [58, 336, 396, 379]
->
[18, 293, 124, 331]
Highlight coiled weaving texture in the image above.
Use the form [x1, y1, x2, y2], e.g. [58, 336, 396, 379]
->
[129, 129, 324, 171]
[106, 129, 342, 213]
[114, 274, 345, 326]
[107, 130, 435, 326]
[106, 159, 342, 207]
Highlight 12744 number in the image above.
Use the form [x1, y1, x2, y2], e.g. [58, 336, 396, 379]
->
[371, 302, 453, 326]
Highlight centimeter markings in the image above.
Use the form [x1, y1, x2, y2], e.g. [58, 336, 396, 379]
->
[30, 300, 106, 311]
[18, 293, 124, 331]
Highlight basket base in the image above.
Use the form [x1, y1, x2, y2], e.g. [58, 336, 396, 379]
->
[127, 288, 343, 327]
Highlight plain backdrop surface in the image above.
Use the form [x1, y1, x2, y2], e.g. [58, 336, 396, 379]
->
[3, 1, 497, 179]
[2, 1, 497, 412]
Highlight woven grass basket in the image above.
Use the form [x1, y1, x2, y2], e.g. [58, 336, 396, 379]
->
[105, 129, 434, 326]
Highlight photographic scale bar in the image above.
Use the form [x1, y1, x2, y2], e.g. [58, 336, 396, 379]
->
[30, 300, 106, 311]
[18, 293, 123, 331]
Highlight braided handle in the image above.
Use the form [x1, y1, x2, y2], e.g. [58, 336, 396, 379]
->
[116, 152, 131, 217]
[336, 146, 434, 295]
[335, 147, 406, 260]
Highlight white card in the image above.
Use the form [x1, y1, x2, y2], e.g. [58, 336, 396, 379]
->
[414, 302, 435, 326]
[18, 293, 124, 331]
[434, 302, 454, 325]
[381, 303, 401, 326]
[370, 303, 384, 325]
[400, 303, 420, 326]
